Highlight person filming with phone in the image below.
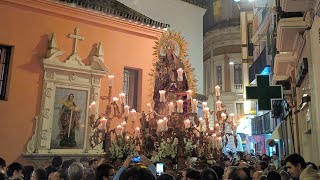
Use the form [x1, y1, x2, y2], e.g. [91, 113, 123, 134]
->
[113, 155, 157, 180]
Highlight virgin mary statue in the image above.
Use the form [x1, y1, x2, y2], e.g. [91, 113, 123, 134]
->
[153, 37, 189, 116]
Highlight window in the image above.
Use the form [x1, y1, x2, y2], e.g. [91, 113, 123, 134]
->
[216, 66, 222, 88]
[0, 45, 12, 100]
[247, 23, 253, 57]
[234, 64, 242, 84]
[236, 103, 244, 117]
[123, 68, 140, 111]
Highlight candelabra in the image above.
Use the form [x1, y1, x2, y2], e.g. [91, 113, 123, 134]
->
[88, 75, 137, 158]
[87, 73, 238, 169]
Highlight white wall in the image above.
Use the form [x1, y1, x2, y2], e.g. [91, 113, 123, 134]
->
[117, 0, 206, 93]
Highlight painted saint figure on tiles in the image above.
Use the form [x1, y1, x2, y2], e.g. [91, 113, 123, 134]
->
[58, 93, 81, 148]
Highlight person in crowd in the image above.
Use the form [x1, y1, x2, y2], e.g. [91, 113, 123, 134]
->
[241, 167, 251, 180]
[114, 155, 156, 179]
[89, 158, 98, 173]
[7, 162, 24, 180]
[266, 170, 281, 180]
[223, 166, 238, 179]
[0, 158, 6, 174]
[252, 171, 263, 180]
[306, 162, 318, 171]
[0, 172, 5, 180]
[271, 154, 280, 170]
[185, 168, 201, 180]
[156, 173, 176, 180]
[68, 162, 84, 180]
[46, 155, 63, 178]
[267, 164, 276, 171]
[31, 168, 46, 180]
[95, 163, 114, 180]
[228, 167, 249, 180]
[200, 168, 218, 180]
[244, 154, 251, 163]
[256, 161, 268, 172]
[80, 157, 90, 169]
[24, 165, 34, 180]
[238, 161, 249, 168]
[211, 165, 224, 179]
[259, 175, 267, 180]
[119, 166, 155, 180]
[53, 169, 68, 180]
[285, 153, 320, 180]
[62, 159, 77, 174]
[279, 170, 291, 180]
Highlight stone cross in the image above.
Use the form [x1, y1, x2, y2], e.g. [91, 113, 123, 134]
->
[246, 75, 283, 111]
[68, 28, 85, 55]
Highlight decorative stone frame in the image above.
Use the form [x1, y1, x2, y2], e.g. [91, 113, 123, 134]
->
[25, 31, 107, 160]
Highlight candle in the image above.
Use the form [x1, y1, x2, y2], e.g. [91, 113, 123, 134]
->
[130, 109, 137, 122]
[101, 117, 107, 131]
[113, 97, 119, 103]
[184, 119, 191, 129]
[191, 99, 198, 113]
[221, 113, 226, 120]
[163, 117, 168, 131]
[108, 75, 115, 86]
[116, 125, 123, 136]
[229, 113, 234, 122]
[177, 68, 184, 82]
[202, 102, 207, 109]
[203, 107, 210, 118]
[199, 117, 204, 132]
[119, 93, 125, 104]
[157, 119, 164, 132]
[147, 103, 153, 113]
[186, 90, 192, 100]
[176, 100, 183, 113]
[168, 102, 174, 114]
[159, 90, 166, 102]
[135, 127, 140, 137]
[124, 105, 129, 116]
[217, 137, 222, 148]
[211, 135, 217, 148]
[215, 85, 220, 97]
[89, 101, 96, 116]
[121, 121, 127, 132]
[216, 101, 222, 111]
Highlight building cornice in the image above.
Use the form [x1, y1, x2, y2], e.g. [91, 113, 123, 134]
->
[1, 0, 165, 39]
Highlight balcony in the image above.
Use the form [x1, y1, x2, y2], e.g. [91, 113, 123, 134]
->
[276, 13, 306, 52]
[281, 0, 313, 12]
[273, 52, 295, 82]
[234, 84, 243, 91]
[251, 112, 273, 135]
[249, 48, 269, 82]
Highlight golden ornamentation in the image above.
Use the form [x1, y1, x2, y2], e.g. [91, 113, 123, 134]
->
[149, 30, 197, 100]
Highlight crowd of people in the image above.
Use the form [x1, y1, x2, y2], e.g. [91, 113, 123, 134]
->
[0, 152, 319, 180]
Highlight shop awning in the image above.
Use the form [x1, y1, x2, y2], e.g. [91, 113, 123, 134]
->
[271, 124, 282, 139]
